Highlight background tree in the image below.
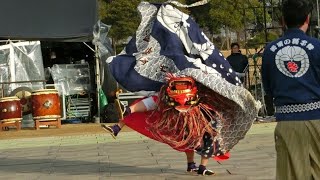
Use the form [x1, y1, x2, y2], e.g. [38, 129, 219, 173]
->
[98, 0, 108, 20]
[247, 31, 280, 49]
[101, 0, 140, 53]
[100, 0, 186, 53]
[98, 0, 276, 52]
[187, 0, 268, 50]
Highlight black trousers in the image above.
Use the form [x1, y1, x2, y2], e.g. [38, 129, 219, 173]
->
[264, 95, 274, 116]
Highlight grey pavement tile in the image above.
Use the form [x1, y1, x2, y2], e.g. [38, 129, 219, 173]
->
[5, 152, 52, 159]
[232, 150, 275, 156]
[101, 144, 149, 152]
[227, 167, 275, 179]
[0, 153, 7, 159]
[160, 169, 201, 177]
[4, 154, 51, 160]
[193, 174, 247, 180]
[0, 163, 52, 173]
[247, 176, 275, 180]
[160, 167, 189, 174]
[155, 159, 170, 165]
[225, 153, 273, 160]
[107, 153, 154, 161]
[156, 159, 189, 167]
[56, 146, 99, 152]
[236, 138, 269, 144]
[166, 164, 195, 171]
[51, 164, 101, 175]
[151, 153, 186, 160]
[99, 148, 150, 154]
[152, 151, 188, 161]
[56, 144, 98, 150]
[114, 139, 150, 144]
[267, 153, 276, 158]
[108, 152, 154, 159]
[109, 140, 148, 145]
[210, 167, 236, 175]
[47, 146, 61, 152]
[97, 151, 109, 157]
[100, 175, 166, 180]
[0, 157, 53, 166]
[52, 157, 101, 167]
[58, 140, 98, 145]
[108, 151, 153, 160]
[59, 137, 98, 142]
[55, 152, 99, 158]
[99, 171, 111, 178]
[99, 163, 110, 172]
[0, 123, 277, 179]
[161, 171, 248, 180]
[147, 147, 177, 152]
[20, 155, 56, 161]
[38, 174, 100, 180]
[53, 149, 98, 156]
[1, 147, 53, 154]
[164, 160, 189, 167]
[11, 146, 53, 153]
[232, 159, 275, 167]
[256, 146, 276, 152]
[109, 159, 159, 167]
[109, 165, 164, 177]
[150, 152, 187, 158]
[0, 144, 56, 151]
[162, 174, 197, 180]
[0, 173, 43, 180]
[1, 148, 46, 153]
[229, 159, 275, 167]
[150, 148, 185, 153]
[98, 156, 109, 163]
[55, 152, 98, 158]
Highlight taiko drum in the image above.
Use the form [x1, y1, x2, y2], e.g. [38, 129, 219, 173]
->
[0, 96, 22, 122]
[31, 89, 61, 120]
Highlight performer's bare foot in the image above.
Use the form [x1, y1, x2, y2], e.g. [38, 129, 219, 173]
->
[101, 124, 121, 139]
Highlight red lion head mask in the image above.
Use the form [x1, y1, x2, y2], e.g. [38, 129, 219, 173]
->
[165, 77, 199, 112]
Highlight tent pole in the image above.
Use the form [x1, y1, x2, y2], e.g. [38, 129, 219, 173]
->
[83, 42, 95, 52]
[95, 44, 101, 123]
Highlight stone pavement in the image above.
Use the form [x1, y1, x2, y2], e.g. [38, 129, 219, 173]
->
[0, 123, 276, 180]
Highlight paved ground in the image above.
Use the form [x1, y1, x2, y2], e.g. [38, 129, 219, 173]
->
[0, 123, 276, 180]
[0, 123, 133, 139]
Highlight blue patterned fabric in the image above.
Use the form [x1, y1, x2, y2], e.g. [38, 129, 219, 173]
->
[107, 2, 240, 92]
[106, 1, 260, 154]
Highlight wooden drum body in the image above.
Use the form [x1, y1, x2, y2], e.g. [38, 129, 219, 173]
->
[0, 97, 22, 122]
[31, 89, 61, 120]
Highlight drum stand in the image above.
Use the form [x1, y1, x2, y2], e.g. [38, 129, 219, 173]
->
[0, 119, 22, 131]
[34, 118, 61, 130]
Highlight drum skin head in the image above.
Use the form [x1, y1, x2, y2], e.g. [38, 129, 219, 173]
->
[10, 87, 33, 115]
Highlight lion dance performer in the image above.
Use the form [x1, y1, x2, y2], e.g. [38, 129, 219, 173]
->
[97, 1, 260, 176]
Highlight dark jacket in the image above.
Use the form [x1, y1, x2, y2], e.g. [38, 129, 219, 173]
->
[227, 53, 248, 73]
[262, 28, 320, 121]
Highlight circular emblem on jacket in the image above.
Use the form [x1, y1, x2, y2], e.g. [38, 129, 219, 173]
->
[275, 46, 310, 78]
